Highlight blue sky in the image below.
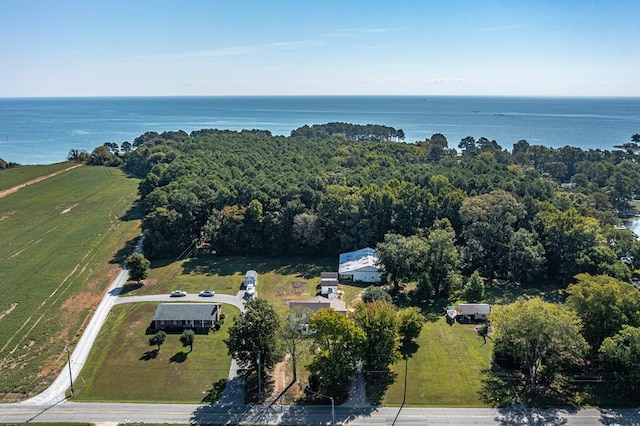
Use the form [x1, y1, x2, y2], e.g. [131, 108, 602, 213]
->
[1, 0, 639, 97]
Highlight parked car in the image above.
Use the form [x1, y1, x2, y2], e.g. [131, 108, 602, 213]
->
[170, 290, 187, 297]
[199, 290, 215, 297]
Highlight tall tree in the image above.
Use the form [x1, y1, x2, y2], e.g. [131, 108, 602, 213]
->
[125, 253, 150, 284]
[491, 297, 587, 395]
[599, 325, 640, 397]
[308, 308, 365, 393]
[423, 219, 461, 298]
[397, 307, 424, 343]
[507, 229, 546, 284]
[566, 274, 640, 354]
[537, 207, 604, 281]
[375, 232, 428, 289]
[352, 301, 401, 369]
[225, 298, 283, 373]
[282, 306, 312, 382]
[459, 190, 525, 279]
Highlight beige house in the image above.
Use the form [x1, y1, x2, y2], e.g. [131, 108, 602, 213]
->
[288, 296, 348, 335]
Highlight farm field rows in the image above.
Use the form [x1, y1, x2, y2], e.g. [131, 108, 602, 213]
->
[0, 162, 74, 192]
[0, 165, 140, 401]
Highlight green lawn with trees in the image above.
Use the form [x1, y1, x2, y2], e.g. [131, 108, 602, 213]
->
[0, 165, 140, 402]
[74, 303, 239, 403]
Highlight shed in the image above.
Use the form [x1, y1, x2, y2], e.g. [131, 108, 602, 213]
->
[244, 270, 258, 289]
[320, 271, 339, 298]
[456, 303, 491, 322]
[338, 247, 383, 283]
[153, 303, 220, 331]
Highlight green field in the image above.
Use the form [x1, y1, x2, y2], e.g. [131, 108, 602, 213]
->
[0, 165, 140, 401]
[75, 302, 239, 403]
[0, 162, 75, 191]
[128, 256, 338, 316]
[382, 318, 493, 407]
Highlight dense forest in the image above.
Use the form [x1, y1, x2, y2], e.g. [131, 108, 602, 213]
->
[82, 123, 640, 288]
[77, 123, 640, 402]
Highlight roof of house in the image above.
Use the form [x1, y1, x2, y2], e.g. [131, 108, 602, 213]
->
[153, 303, 219, 322]
[320, 271, 339, 287]
[289, 296, 347, 313]
[321, 272, 339, 279]
[338, 247, 382, 274]
[456, 303, 491, 315]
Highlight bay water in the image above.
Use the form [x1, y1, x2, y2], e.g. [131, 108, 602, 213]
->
[0, 96, 639, 165]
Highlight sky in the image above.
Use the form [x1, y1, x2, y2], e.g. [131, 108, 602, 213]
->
[1, 0, 639, 97]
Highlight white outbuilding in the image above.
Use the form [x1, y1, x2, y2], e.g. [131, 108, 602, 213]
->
[338, 247, 383, 283]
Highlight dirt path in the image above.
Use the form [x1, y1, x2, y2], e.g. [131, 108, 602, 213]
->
[0, 164, 82, 199]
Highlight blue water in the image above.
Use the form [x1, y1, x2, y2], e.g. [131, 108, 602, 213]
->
[1, 96, 639, 165]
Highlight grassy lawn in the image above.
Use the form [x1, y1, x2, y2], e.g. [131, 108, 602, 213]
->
[129, 256, 338, 317]
[382, 318, 493, 407]
[0, 165, 140, 401]
[120, 255, 499, 407]
[0, 162, 75, 191]
[74, 302, 239, 403]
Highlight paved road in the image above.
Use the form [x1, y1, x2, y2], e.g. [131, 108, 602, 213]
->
[1, 402, 640, 424]
[115, 291, 247, 312]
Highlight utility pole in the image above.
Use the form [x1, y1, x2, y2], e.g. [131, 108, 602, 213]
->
[66, 347, 74, 397]
[306, 387, 335, 426]
[257, 351, 262, 402]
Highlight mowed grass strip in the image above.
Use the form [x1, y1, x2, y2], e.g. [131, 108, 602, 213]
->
[0, 166, 139, 401]
[382, 318, 493, 407]
[132, 256, 336, 317]
[0, 162, 74, 191]
[75, 302, 239, 403]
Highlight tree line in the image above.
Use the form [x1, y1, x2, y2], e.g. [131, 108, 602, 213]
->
[76, 126, 640, 290]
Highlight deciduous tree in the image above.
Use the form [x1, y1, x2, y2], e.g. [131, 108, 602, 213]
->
[149, 330, 166, 351]
[491, 297, 587, 395]
[308, 309, 365, 393]
[397, 307, 424, 343]
[566, 274, 640, 354]
[125, 252, 150, 284]
[599, 325, 640, 397]
[352, 301, 401, 369]
[225, 298, 283, 373]
[179, 329, 195, 352]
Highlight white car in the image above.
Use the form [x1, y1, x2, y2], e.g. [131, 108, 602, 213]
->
[199, 290, 215, 297]
[170, 290, 187, 297]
